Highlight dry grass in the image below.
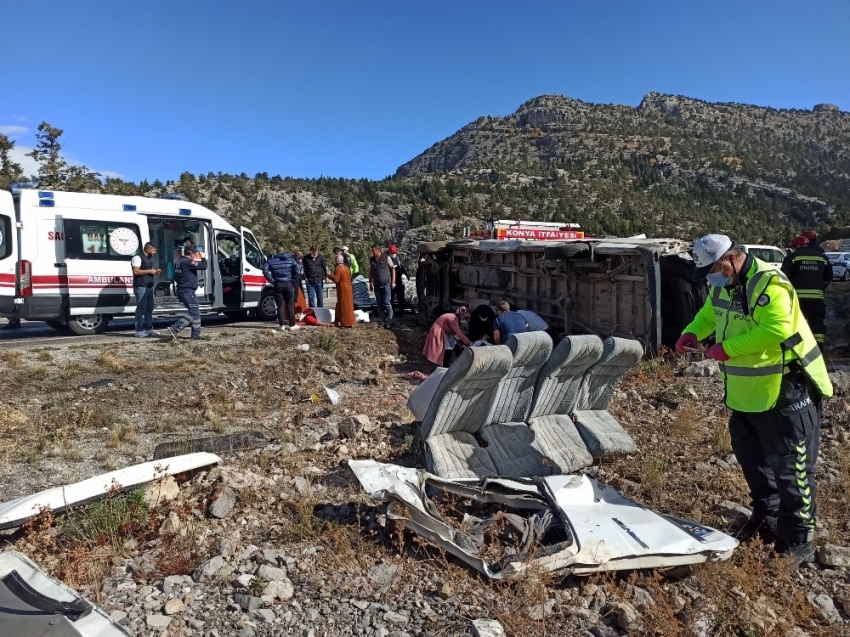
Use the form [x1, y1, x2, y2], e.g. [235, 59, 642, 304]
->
[667, 403, 703, 441]
[710, 413, 734, 456]
[58, 359, 87, 379]
[106, 424, 139, 449]
[0, 348, 23, 365]
[2, 322, 848, 635]
[95, 348, 130, 372]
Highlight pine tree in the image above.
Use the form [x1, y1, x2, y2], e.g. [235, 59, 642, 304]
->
[27, 121, 69, 189]
[0, 133, 24, 190]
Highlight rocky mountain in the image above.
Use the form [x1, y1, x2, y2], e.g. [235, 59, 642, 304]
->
[393, 93, 850, 241]
[30, 93, 850, 261]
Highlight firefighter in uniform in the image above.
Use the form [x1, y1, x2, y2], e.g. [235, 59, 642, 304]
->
[676, 234, 833, 567]
[781, 235, 832, 349]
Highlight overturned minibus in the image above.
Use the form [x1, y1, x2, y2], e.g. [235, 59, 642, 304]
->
[416, 236, 705, 353]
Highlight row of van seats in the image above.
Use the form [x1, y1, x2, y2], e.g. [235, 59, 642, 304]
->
[418, 333, 643, 480]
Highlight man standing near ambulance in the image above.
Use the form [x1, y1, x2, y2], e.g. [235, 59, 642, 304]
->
[131, 242, 162, 338]
[165, 243, 207, 341]
[676, 234, 833, 567]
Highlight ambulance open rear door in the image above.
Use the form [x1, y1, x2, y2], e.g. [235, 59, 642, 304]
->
[240, 227, 266, 309]
[0, 191, 17, 317]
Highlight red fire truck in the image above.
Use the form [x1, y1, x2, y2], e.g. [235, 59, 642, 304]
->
[469, 219, 585, 241]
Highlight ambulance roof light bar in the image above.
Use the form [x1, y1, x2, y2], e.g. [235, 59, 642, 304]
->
[10, 181, 40, 197]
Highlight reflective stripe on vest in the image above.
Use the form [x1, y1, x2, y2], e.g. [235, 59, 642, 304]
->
[711, 286, 731, 310]
[792, 255, 828, 264]
[722, 363, 785, 377]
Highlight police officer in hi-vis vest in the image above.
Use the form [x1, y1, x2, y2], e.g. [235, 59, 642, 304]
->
[676, 234, 833, 567]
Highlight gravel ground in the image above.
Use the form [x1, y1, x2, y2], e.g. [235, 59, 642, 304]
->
[2, 310, 850, 637]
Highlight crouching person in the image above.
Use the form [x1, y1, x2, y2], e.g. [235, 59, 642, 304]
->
[165, 245, 207, 341]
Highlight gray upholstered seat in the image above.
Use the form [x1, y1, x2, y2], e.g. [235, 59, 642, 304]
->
[479, 422, 557, 477]
[420, 346, 512, 479]
[419, 345, 513, 439]
[486, 332, 553, 425]
[572, 337, 643, 459]
[424, 432, 499, 480]
[529, 335, 604, 418]
[527, 415, 595, 473]
[570, 410, 636, 459]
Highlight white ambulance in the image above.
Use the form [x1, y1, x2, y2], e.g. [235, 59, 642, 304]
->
[0, 186, 277, 335]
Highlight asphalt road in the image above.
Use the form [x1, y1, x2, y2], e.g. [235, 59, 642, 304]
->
[0, 315, 272, 348]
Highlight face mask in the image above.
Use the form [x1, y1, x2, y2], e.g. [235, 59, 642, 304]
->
[706, 271, 733, 287]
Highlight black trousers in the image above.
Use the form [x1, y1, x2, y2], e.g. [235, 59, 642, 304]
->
[728, 369, 820, 547]
[799, 298, 826, 346]
[391, 283, 406, 314]
[442, 344, 464, 368]
[273, 281, 296, 327]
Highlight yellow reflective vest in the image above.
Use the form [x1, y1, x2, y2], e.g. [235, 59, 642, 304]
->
[348, 252, 360, 276]
[683, 257, 833, 413]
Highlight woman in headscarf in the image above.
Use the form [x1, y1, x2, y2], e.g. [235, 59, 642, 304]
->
[423, 307, 471, 367]
[329, 253, 355, 327]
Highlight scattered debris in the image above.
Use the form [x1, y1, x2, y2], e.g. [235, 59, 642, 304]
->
[0, 550, 128, 636]
[0, 453, 222, 530]
[80, 378, 116, 390]
[349, 460, 738, 578]
[323, 384, 341, 405]
[153, 431, 267, 460]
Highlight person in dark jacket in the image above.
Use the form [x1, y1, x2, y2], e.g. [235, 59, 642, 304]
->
[469, 304, 496, 342]
[781, 235, 832, 348]
[493, 300, 528, 344]
[369, 244, 396, 329]
[387, 245, 408, 314]
[165, 244, 208, 341]
[302, 246, 328, 308]
[263, 246, 301, 330]
[131, 242, 162, 338]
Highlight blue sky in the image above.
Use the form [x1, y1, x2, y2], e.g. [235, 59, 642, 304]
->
[1, 0, 847, 182]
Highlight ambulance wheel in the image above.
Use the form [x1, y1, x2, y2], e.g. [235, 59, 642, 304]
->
[256, 291, 278, 321]
[44, 320, 67, 332]
[66, 313, 110, 336]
